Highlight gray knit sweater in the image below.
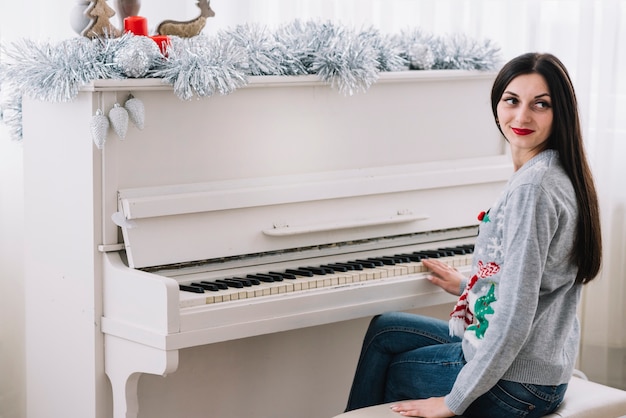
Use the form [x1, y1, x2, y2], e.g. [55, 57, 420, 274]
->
[445, 149, 582, 414]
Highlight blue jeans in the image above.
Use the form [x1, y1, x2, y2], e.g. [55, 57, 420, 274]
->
[345, 312, 567, 417]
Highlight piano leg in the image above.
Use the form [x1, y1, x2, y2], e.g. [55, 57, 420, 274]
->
[105, 334, 179, 418]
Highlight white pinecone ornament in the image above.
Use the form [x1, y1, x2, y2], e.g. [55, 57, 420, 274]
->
[124, 94, 145, 130]
[90, 109, 109, 149]
[109, 103, 129, 139]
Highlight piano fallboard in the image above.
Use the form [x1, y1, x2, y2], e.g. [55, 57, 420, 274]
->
[116, 155, 510, 269]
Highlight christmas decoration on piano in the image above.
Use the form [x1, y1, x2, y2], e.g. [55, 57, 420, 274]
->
[72, 0, 214, 39]
[108, 103, 129, 139]
[90, 109, 110, 149]
[124, 94, 145, 130]
[0, 20, 501, 142]
[89, 94, 145, 147]
[83, 0, 122, 39]
[113, 35, 161, 78]
[155, 0, 215, 38]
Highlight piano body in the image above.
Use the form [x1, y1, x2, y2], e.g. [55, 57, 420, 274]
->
[22, 70, 511, 418]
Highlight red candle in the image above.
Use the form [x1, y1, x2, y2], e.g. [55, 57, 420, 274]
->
[150, 35, 171, 55]
[124, 16, 148, 36]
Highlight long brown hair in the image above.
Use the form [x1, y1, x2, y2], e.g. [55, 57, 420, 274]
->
[491, 53, 602, 284]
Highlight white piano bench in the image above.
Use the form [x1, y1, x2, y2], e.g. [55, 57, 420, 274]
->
[332, 375, 626, 418]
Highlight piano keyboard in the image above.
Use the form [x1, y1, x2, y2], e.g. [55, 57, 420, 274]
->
[178, 245, 474, 308]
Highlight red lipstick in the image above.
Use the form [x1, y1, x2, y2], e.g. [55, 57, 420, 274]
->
[512, 128, 534, 136]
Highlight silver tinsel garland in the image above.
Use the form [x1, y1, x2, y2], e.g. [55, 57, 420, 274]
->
[0, 19, 501, 141]
[150, 34, 249, 100]
[306, 23, 380, 95]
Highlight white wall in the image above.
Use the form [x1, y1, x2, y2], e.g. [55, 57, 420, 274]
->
[0, 138, 24, 418]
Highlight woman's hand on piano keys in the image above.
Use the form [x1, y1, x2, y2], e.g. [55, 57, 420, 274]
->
[422, 258, 465, 296]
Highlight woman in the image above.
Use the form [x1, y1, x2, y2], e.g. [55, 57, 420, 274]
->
[344, 52, 602, 418]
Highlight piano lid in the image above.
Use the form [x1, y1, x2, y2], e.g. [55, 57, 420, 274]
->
[101, 71, 511, 269]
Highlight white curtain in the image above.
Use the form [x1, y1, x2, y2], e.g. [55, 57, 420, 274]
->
[1, 1, 624, 417]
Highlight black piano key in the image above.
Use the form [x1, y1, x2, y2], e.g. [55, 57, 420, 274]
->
[201, 280, 228, 290]
[224, 278, 252, 287]
[298, 266, 327, 275]
[269, 271, 297, 280]
[180, 284, 205, 293]
[369, 257, 395, 265]
[339, 262, 364, 270]
[232, 276, 260, 285]
[321, 264, 348, 272]
[330, 263, 355, 271]
[413, 250, 442, 258]
[254, 273, 283, 282]
[395, 253, 425, 262]
[285, 269, 314, 277]
[355, 259, 383, 267]
[215, 279, 244, 288]
[247, 274, 274, 283]
[439, 247, 466, 255]
[191, 282, 220, 292]
[386, 256, 402, 263]
[348, 260, 374, 268]
[391, 256, 407, 263]
[457, 244, 475, 253]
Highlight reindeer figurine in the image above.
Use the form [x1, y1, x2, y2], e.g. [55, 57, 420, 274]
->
[155, 0, 215, 38]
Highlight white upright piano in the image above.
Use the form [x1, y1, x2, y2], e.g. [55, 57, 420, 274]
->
[22, 70, 511, 418]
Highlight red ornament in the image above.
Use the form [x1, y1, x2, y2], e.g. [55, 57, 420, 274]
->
[477, 211, 486, 221]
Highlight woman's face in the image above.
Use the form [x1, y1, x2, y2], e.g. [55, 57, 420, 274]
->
[496, 73, 553, 167]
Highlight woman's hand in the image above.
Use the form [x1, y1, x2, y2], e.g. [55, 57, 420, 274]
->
[390, 397, 455, 417]
[422, 258, 464, 296]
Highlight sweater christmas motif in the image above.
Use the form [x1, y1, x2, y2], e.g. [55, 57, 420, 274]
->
[466, 283, 497, 339]
[449, 260, 500, 337]
[448, 202, 505, 339]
